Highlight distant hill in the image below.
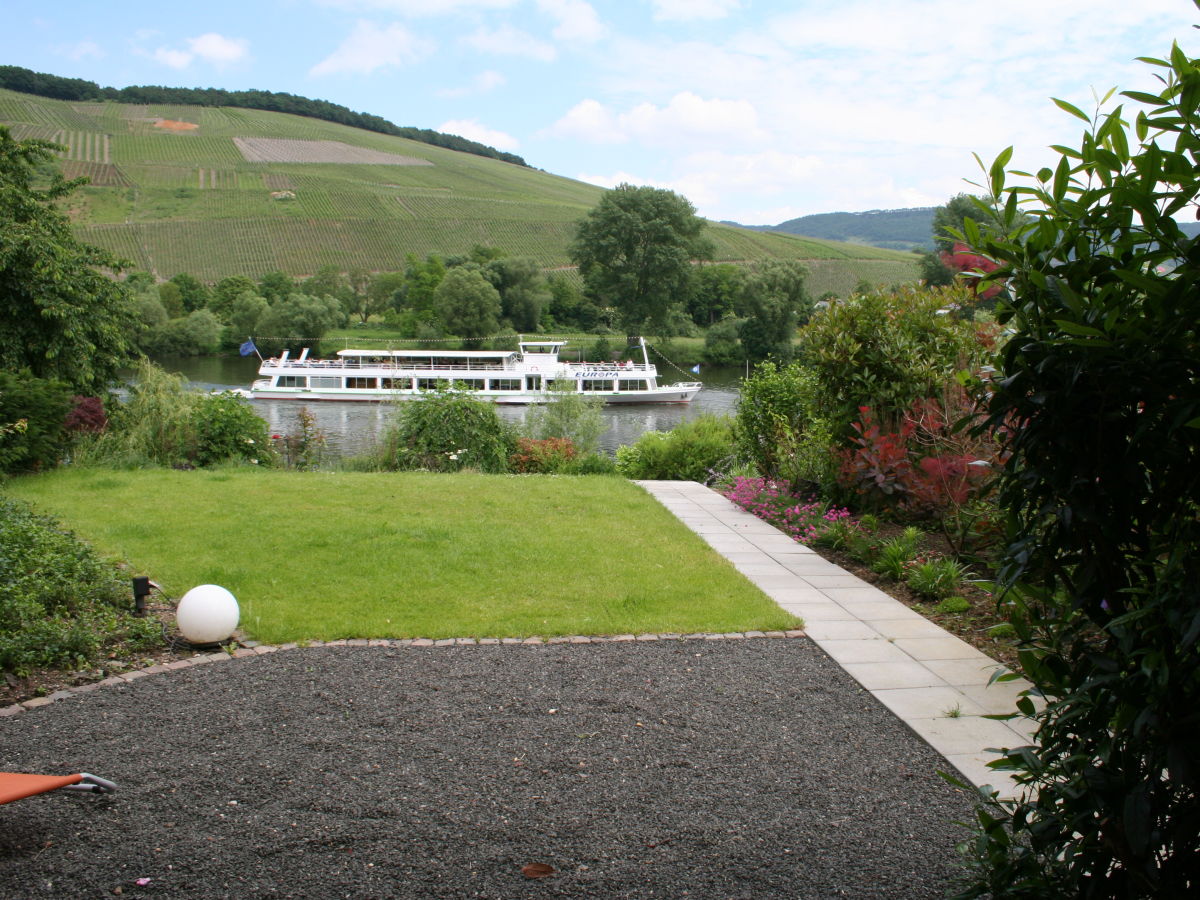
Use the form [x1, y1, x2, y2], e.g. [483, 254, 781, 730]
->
[743, 207, 1200, 252]
[0, 86, 918, 295]
[733, 208, 936, 251]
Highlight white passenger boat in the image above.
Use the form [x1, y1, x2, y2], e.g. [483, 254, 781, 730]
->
[248, 338, 702, 405]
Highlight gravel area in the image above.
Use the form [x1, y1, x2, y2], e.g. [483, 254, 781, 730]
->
[1, 639, 977, 898]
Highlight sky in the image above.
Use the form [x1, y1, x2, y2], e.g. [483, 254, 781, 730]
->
[4, 0, 1199, 225]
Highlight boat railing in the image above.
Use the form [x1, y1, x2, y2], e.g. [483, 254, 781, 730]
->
[261, 359, 512, 372]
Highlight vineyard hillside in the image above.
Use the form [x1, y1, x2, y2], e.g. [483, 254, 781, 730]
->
[0, 88, 917, 292]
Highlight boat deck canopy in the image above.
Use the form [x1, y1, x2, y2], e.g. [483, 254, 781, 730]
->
[335, 349, 517, 360]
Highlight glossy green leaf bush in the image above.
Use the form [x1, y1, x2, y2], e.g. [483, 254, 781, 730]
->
[953, 32, 1200, 898]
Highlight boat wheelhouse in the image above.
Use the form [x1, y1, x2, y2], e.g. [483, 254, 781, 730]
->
[247, 339, 701, 405]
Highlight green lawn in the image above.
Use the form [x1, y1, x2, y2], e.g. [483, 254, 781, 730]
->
[5, 469, 795, 643]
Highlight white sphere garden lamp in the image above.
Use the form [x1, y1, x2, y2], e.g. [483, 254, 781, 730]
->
[176, 584, 240, 645]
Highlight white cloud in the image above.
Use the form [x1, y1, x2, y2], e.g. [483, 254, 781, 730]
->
[650, 0, 742, 21]
[153, 47, 193, 70]
[537, 0, 607, 43]
[187, 33, 249, 65]
[545, 92, 766, 148]
[543, 98, 624, 142]
[437, 70, 507, 98]
[148, 32, 248, 70]
[310, 21, 435, 76]
[60, 40, 104, 62]
[438, 118, 520, 150]
[317, 0, 519, 13]
[463, 24, 557, 61]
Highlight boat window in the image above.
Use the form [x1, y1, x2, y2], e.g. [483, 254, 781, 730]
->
[418, 378, 447, 391]
[380, 378, 409, 389]
[549, 379, 576, 392]
[346, 377, 376, 389]
[277, 375, 306, 388]
[618, 380, 649, 391]
[491, 379, 521, 391]
[581, 379, 612, 392]
[311, 376, 340, 389]
[451, 379, 485, 391]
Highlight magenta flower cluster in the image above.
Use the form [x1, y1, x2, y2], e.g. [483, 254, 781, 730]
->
[721, 477, 851, 546]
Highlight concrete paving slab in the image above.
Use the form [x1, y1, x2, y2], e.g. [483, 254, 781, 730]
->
[893, 636, 992, 660]
[923, 658, 1010, 687]
[842, 660, 948, 691]
[775, 601, 860, 621]
[871, 686, 988, 720]
[799, 620, 881, 640]
[818, 639, 916, 665]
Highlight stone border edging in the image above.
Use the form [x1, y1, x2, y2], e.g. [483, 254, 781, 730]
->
[0, 629, 808, 718]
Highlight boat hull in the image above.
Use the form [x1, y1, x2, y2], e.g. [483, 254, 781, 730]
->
[247, 384, 702, 405]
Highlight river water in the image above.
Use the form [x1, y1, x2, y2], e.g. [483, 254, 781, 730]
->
[155, 354, 744, 458]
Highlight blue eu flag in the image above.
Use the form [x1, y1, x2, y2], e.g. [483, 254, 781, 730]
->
[239, 339, 258, 357]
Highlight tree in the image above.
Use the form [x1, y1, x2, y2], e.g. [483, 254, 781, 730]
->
[400, 253, 446, 314]
[570, 184, 713, 335]
[485, 256, 548, 332]
[688, 263, 744, 326]
[736, 260, 811, 363]
[433, 267, 501, 345]
[258, 270, 295, 305]
[0, 127, 139, 395]
[255, 293, 343, 356]
[168, 272, 210, 313]
[956, 38, 1200, 898]
[211, 275, 258, 319]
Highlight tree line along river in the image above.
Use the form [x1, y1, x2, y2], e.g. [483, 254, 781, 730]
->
[154, 354, 743, 458]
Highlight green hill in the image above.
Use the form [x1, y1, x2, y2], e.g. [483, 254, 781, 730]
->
[734, 208, 937, 251]
[0, 88, 917, 295]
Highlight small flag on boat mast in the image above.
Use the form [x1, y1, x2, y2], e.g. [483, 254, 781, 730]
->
[691, 364, 701, 374]
[240, 339, 259, 358]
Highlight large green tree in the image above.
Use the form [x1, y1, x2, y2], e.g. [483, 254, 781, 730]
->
[433, 267, 501, 345]
[570, 184, 713, 335]
[0, 126, 138, 394]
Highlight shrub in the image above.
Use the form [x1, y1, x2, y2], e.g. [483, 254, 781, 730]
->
[271, 407, 328, 471]
[380, 388, 515, 473]
[904, 557, 968, 601]
[79, 361, 271, 468]
[954, 39, 1200, 896]
[721, 476, 851, 545]
[836, 406, 914, 511]
[871, 526, 923, 580]
[795, 283, 992, 437]
[616, 414, 735, 481]
[734, 361, 836, 490]
[510, 437, 577, 474]
[524, 385, 605, 454]
[192, 391, 274, 467]
[0, 496, 159, 676]
[0, 372, 74, 473]
[935, 596, 971, 615]
[561, 452, 619, 475]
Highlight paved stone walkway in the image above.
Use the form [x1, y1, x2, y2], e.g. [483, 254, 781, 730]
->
[637, 480, 1034, 798]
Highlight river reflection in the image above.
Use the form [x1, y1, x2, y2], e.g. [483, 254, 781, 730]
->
[154, 353, 743, 457]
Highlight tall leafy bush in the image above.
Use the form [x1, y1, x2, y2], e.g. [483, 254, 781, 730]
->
[954, 37, 1200, 898]
[796, 284, 991, 436]
[734, 361, 835, 491]
[380, 388, 515, 473]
